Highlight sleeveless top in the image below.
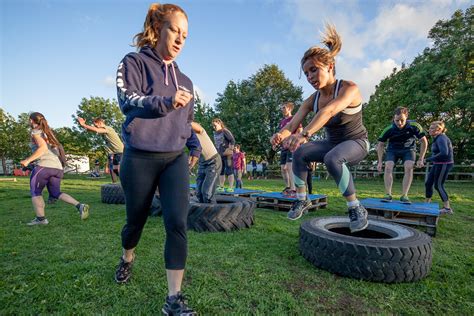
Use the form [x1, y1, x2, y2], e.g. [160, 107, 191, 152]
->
[312, 79, 368, 144]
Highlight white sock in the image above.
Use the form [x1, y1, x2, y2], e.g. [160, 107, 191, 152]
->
[347, 199, 360, 207]
[296, 193, 307, 201]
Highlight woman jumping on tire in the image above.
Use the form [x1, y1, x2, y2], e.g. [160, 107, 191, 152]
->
[271, 24, 369, 233]
[114, 3, 196, 315]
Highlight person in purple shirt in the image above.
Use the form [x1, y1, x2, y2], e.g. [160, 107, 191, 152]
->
[425, 121, 454, 215]
[114, 3, 196, 315]
[277, 102, 302, 196]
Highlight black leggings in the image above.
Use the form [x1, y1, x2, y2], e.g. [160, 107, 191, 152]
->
[292, 139, 368, 197]
[120, 148, 189, 270]
[425, 163, 453, 202]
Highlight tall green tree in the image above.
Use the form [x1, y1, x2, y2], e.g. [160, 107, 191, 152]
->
[193, 92, 215, 135]
[214, 64, 303, 163]
[0, 108, 30, 173]
[365, 7, 473, 161]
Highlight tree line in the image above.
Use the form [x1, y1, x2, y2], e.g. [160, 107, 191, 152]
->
[0, 7, 471, 171]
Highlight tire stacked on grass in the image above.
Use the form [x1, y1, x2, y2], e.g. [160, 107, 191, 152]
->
[101, 183, 125, 204]
[187, 196, 255, 232]
[300, 217, 433, 283]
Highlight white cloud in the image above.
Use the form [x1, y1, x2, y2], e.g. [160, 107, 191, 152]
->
[338, 58, 400, 102]
[103, 76, 115, 87]
[285, 0, 467, 100]
[370, 3, 443, 45]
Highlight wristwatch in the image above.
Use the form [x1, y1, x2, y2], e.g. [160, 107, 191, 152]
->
[302, 131, 311, 140]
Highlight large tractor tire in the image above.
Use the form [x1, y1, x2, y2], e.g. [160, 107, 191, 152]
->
[300, 217, 432, 283]
[101, 183, 125, 204]
[187, 196, 255, 232]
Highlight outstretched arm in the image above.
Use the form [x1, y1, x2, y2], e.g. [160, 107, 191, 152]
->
[77, 117, 107, 134]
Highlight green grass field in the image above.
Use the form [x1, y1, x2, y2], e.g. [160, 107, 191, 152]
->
[1, 175, 473, 314]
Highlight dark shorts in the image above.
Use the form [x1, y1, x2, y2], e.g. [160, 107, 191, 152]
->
[386, 149, 416, 163]
[280, 149, 293, 165]
[220, 155, 234, 176]
[30, 166, 64, 198]
[108, 153, 122, 168]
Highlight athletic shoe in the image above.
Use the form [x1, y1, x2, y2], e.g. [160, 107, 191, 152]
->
[162, 292, 196, 316]
[400, 195, 411, 204]
[27, 218, 49, 226]
[440, 207, 453, 215]
[348, 204, 368, 233]
[381, 194, 393, 202]
[226, 188, 235, 193]
[281, 187, 290, 195]
[216, 186, 225, 193]
[287, 199, 311, 220]
[115, 256, 134, 284]
[285, 189, 297, 198]
[78, 204, 90, 220]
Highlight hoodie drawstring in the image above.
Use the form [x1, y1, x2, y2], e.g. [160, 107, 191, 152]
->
[163, 62, 179, 91]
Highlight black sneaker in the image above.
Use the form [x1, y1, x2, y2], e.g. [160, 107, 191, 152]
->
[115, 256, 134, 284]
[287, 199, 311, 220]
[348, 204, 368, 233]
[162, 292, 196, 316]
[381, 194, 393, 202]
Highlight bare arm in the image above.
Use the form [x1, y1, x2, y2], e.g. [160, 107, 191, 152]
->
[301, 82, 361, 137]
[419, 136, 428, 160]
[191, 122, 203, 134]
[279, 99, 312, 138]
[417, 136, 428, 168]
[376, 142, 385, 172]
[376, 142, 385, 163]
[271, 99, 312, 147]
[77, 117, 107, 134]
[20, 134, 48, 167]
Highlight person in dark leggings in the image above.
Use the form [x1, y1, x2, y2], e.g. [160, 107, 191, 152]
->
[114, 3, 196, 315]
[212, 118, 236, 191]
[425, 121, 454, 214]
[271, 24, 369, 232]
[21, 112, 89, 225]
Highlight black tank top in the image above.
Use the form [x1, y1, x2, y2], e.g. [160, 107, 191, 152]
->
[312, 79, 368, 144]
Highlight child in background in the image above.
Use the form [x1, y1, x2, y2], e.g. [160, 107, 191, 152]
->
[233, 145, 246, 188]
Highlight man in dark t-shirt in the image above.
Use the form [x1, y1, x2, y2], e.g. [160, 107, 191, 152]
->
[376, 107, 428, 203]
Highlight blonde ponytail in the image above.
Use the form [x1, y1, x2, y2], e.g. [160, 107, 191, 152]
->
[301, 23, 342, 71]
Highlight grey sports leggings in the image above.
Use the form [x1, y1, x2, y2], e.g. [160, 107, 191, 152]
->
[292, 139, 368, 196]
[120, 148, 189, 270]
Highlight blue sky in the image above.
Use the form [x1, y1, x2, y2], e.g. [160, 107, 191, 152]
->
[1, 0, 471, 128]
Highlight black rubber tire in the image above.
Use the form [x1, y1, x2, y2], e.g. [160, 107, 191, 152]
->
[101, 183, 125, 204]
[300, 216, 433, 283]
[187, 196, 255, 232]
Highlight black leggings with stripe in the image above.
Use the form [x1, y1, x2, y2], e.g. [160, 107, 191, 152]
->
[425, 163, 453, 202]
[292, 139, 368, 197]
[120, 148, 189, 270]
